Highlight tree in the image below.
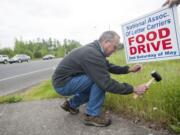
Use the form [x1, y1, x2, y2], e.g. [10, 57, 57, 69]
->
[12, 37, 81, 59]
[0, 48, 14, 57]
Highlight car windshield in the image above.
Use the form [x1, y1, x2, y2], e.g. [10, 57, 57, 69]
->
[45, 55, 50, 57]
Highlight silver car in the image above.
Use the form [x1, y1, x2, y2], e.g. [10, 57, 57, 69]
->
[43, 54, 55, 60]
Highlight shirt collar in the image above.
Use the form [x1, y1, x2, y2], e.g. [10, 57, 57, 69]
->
[97, 41, 105, 54]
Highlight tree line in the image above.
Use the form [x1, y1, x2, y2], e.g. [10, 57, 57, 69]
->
[0, 38, 124, 59]
[0, 38, 82, 58]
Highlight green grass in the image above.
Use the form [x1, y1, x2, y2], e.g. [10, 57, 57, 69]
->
[105, 50, 180, 132]
[0, 80, 60, 103]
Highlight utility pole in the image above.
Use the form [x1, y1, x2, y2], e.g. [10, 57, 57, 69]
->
[108, 24, 110, 31]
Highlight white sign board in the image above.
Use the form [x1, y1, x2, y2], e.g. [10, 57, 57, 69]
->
[122, 7, 180, 63]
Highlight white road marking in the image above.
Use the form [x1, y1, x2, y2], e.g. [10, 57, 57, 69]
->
[0, 67, 55, 82]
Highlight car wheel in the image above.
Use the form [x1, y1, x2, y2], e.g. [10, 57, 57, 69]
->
[18, 60, 21, 63]
[3, 60, 8, 64]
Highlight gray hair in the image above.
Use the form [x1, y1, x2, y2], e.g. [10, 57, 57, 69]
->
[98, 31, 120, 43]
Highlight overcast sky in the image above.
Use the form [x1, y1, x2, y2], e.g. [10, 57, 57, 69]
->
[0, 0, 179, 48]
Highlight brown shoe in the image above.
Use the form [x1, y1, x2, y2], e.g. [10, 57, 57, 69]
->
[60, 100, 79, 115]
[82, 113, 111, 127]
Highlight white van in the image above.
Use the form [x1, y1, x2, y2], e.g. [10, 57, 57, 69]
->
[0, 55, 9, 64]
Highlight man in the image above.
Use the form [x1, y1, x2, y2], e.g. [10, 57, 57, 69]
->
[52, 31, 148, 127]
[163, 0, 180, 7]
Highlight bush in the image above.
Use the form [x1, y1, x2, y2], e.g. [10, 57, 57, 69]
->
[34, 51, 42, 58]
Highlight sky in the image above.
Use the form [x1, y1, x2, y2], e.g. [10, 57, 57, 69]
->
[0, 0, 179, 49]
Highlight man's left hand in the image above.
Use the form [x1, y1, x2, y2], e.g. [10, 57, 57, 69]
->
[128, 64, 142, 73]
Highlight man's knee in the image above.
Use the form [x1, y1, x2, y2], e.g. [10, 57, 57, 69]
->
[54, 87, 72, 96]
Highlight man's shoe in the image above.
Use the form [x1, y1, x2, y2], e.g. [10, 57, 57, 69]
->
[60, 100, 79, 115]
[82, 113, 111, 127]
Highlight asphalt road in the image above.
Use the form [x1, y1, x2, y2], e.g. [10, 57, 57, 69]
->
[0, 58, 61, 95]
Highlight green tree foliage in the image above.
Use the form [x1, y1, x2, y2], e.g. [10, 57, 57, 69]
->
[0, 38, 81, 59]
[63, 39, 81, 55]
[0, 48, 14, 57]
[118, 43, 124, 50]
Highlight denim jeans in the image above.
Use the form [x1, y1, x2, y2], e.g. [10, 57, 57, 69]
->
[55, 75, 105, 116]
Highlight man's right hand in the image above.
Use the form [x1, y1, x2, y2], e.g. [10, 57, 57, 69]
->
[133, 84, 148, 96]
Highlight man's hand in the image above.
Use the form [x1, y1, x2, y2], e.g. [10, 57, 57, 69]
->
[133, 84, 148, 96]
[162, 0, 180, 7]
[128, 64, 142, 73]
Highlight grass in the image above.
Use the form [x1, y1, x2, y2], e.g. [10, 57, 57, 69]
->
[0, 80, 61, 104]
[105, 49, 180, 132]
[0, 49, 179, 132]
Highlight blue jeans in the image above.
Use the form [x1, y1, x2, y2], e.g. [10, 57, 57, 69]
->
[55, 75, 105, 116]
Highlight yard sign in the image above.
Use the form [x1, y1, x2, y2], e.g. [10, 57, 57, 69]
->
[122, 6, 180, 63]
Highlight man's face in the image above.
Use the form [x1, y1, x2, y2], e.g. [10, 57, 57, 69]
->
[103, 37, 119, 57]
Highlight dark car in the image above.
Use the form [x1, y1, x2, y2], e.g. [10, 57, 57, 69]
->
[9, 54, 31, 64]
[43, 54, 55, 60]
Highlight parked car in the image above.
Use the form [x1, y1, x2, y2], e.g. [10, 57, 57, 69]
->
[43, 54, 55, 60]
[9, 54, 31, 64]
[0, 55, 9, 64]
